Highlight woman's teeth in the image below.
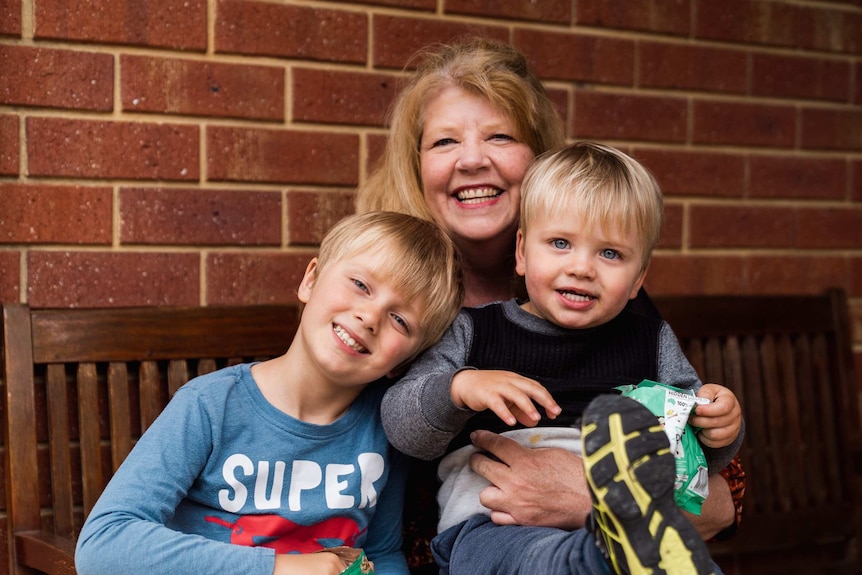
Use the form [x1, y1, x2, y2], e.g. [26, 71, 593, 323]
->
[334, 325, 367, 353]
[456, 187, 501, 204]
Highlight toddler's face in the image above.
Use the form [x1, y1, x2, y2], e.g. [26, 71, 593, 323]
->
[515, 210, 647, 329]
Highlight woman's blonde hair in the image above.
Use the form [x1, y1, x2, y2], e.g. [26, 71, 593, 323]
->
[520, 142, 664, 270]
[356, 37, 565, 221]
[315, 211, 464, 350]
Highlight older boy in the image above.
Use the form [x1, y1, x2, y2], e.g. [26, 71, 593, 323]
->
[381, 142, 743, 575]
[75, 212, 464, 575]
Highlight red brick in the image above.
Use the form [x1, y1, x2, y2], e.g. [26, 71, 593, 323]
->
[695, 0, 799, 48]
[688, 205, 796, 249]
[749, 155, 847, 200]
[0, 0, 20, 35]
[27, 118, 199, 181]
[28, 251, 199, 307]
[366, 133, 387, 176]
[0, 184, 112, 244]
[286, 189, 355, 246]
[121, 56, 284, 121]
[0, 45, 113, 110]
[371, 15, 508, 70]
[206, 126, 358, 185]
[796, 5, 862, 55]
[216, 0, 366, 63]
[120, 188, 282, 246]
[515, 29, 634, 85]
[573, 91, 687, 143]
[634, 149, 745, 198]
[752, 53, 850, 102]
[747, 256, 850, 295]
[448, 0, 571, 24]
[576, 0, 690, 36]
[644, 255, 746, 295]
[206, 252, 310, 305]
[692, 101, 795, 148]
[796, 207, 862, 249]
[35, 0, 206, 50]
[318, 0, 433, 8]
[0, 115, 18, 175]
[0, 250, 20, 303]
[292, 68, 398, 127]
[657, 203, 683, 249]
[801, 108, 862, 151]
[639, 43, 746, 94]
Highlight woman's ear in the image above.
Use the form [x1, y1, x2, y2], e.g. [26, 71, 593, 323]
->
[297, 258, 319, 304]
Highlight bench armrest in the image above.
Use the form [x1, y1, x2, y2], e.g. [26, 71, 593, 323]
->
[15, 531, 77, 575]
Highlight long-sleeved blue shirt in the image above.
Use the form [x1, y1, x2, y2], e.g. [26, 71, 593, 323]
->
[76, 363, 408, 575]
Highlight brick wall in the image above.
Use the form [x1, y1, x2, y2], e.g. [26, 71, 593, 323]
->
[1, 0, 860, 367]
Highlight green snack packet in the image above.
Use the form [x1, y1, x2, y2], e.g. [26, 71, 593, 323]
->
[616, 380, 709, 515]
[314, 546, 374, 574]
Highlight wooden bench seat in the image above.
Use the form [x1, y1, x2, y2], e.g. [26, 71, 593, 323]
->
[2, 290, 860, 574]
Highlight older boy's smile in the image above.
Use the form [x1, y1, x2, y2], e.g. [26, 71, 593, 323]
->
[333, 324, 368, 354]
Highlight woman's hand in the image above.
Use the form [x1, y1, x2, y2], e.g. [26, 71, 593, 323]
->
[468, 429, 590, 529]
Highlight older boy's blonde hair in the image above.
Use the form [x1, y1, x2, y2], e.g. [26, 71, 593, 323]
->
[520, 142, 663, 270]
[355, 37, 565, 221]
[314, 211, 464, 350]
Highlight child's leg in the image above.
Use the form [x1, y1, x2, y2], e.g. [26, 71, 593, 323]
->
[431, 514, 610, 575]
[582, 394, 716, 575]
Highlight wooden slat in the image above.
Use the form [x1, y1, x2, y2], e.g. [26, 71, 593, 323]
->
[46, 364, 75, 538]
[29, 306, 299, 363]
[2, 304, 42, 533]
[740, 335, 773, 514]
[139, 360, 164, 432]
[168, 359, 189, 396]
[107, 362, 133, 471]
[76, 363, 103, 516]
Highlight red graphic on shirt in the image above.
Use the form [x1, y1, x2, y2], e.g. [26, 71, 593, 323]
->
[205, 514, 365, 553]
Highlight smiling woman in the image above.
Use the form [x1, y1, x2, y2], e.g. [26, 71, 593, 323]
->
[356, 36, 744, 574]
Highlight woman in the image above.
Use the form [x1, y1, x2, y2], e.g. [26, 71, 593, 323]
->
[356, 37, 740, 564]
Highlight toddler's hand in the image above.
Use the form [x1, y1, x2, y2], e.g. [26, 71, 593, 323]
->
[690, 383, 742, 448]
[451, 370, 561, 427]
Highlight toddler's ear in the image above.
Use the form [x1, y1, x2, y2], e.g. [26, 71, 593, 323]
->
[297, 258, 319, 304]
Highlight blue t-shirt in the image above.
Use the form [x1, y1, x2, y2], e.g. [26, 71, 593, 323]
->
[76, 363, 407, 575]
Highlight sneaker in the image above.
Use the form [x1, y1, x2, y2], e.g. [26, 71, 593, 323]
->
[582, 394, 715, 575]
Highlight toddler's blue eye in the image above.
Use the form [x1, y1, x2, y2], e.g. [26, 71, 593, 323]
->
[601, 249, 619, 260]
[552, 239, 569, 249]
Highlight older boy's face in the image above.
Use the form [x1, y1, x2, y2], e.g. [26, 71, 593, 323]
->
[515, 210, 647, 330]
[296, 250, 427, 386]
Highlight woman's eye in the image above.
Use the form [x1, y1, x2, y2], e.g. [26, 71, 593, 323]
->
[601, 249, 619, 260]
[490, 133, 515, 142]
[552, 239, 569, 249]
[352, 279, 369, 293]
[431, 138, 457, 148]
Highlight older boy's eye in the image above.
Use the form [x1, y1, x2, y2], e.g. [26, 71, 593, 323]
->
[552, 239, 569, 250]
[391, 314, 409, 332]
[601, 249, 620, 260]
[352, 279, 369, 293]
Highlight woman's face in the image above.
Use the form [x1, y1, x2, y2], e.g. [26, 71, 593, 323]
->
[419, 86, 535, 250]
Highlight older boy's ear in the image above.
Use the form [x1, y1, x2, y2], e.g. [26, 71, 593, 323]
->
[297, 258, 319, 304]
[515, 228, 527, 277]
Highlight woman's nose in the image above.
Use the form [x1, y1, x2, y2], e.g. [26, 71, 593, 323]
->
[455, 140, 490, 171]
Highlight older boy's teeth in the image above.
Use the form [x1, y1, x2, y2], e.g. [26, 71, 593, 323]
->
[334, 325, 367, 352]
[456, 188, 500, 204]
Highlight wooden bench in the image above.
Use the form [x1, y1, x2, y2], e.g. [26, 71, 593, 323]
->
[2, 290, 860, 574]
